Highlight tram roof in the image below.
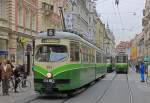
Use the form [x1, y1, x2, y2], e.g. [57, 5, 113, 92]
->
[37, 31, 104, 53]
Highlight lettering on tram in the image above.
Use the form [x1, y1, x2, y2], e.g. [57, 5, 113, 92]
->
[41, 39, 60, 43]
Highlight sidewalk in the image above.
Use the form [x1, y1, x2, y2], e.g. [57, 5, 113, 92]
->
[128, 68, 150, 92]
[0, 76, 37, 103]
[128, 68, 150, 103]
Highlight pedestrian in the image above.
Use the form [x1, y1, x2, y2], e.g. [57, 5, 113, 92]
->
[140, 61, 145, 82]
[0, 60, 12, 95]
[13, 65, 20, 93]
[6, 60, 14, 70]
[135, 63, 139, 73]
[20, 64, 27, 87]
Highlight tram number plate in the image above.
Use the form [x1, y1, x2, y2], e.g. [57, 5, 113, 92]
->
[43, 79, 54, 83]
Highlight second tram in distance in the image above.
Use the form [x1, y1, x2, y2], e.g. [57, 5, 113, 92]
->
[115, 53, 128, 74]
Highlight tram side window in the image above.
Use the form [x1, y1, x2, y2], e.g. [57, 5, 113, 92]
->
[96, 52, 101, 63]
[123, 56, 127, 63]
[70, 42, 79, 61]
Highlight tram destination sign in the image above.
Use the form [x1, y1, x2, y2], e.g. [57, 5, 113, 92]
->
[47, 29, 55, 36]
[41, 38, 60, 43]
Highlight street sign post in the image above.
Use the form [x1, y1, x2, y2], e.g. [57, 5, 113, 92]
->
[26, 44, 32, 52]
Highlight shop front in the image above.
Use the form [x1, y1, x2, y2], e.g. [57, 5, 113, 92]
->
[0, 39, 8, 62]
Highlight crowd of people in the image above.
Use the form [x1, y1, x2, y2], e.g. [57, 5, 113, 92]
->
[0, 60, 26, 96]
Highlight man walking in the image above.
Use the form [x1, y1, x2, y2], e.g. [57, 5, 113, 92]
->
[0, 60, 12, 95]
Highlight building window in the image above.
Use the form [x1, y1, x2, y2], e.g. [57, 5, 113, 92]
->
[26, 7, 30, 28]
[18, 0, 23, 26]
[32, 12, 36, 30]
[89, 17, 91, 24]
[0, 0, 5, 18]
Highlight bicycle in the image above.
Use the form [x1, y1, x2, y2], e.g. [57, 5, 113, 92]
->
[9, 74, 31, 93]
[9, 76, 15, 93]
[19, 74, 31, 92]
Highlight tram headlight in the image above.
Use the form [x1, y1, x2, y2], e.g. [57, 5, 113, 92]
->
[46, 73, 52, 78]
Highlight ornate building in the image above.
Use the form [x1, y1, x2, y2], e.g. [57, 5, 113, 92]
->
[64, 0, 97, 42]
[0, 0, 38, 74]
[142, 0, 150, 61]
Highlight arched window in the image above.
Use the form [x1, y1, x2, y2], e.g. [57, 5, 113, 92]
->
[26, 7, 30, 28]
[32, 11, 36, 30]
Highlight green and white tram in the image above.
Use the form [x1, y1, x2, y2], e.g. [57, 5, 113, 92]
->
[32, 31, 107, 94]
[115, 53, 128, 74]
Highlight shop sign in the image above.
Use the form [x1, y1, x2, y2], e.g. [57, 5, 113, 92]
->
[17, 37, 28, 44]
[65, 13, 73, 29]
[0, 51, 8, 55]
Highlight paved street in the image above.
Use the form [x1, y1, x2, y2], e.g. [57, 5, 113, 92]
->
[0, 71, 150, 103]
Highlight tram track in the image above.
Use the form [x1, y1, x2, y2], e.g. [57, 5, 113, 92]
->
[15, 73, 118, 103]
[95, 73, 117, 103]
[95, 73, 134, 103]
[126, 74, 134, 103]
[23, 94, 70, 103]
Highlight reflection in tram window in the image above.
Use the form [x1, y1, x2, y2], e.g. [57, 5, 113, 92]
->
[35, 45, 68, 62]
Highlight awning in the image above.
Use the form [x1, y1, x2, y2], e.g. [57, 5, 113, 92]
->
[144, 56, 150, 62]
[0, 51, 8, 55]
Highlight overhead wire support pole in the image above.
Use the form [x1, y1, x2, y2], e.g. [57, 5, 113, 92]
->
[59, 7, 66, 31]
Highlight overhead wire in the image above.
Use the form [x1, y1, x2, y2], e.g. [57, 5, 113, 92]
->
[96, 0, 112, 5]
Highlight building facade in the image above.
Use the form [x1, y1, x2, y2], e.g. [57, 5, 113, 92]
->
[64, 0, 97, 42]
[0, 0, 39, 75]
[128, 32, 144, 64]
[0, 0, 38, 64]
[38, 0, 68, 32]
[105, 25, 115, 58]
[142, 0, 150, 61]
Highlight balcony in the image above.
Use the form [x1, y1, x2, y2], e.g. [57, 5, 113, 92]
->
[145, 38, 150, 47]
[41, 2, 54, 14]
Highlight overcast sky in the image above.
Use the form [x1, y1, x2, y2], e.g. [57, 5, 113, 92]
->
[96, 0, 146, 45]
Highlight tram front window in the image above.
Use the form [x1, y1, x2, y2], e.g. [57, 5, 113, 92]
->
[35, 45, 68, 62]
[116, 56, 127, 63]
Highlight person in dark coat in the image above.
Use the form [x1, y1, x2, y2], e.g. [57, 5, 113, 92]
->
[135, 64, 139, 73]
[0, 60, 12, 95]
[13, 65, 20, 93]
[140, 62, 145, 82]
[6, 60, 14, 69]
